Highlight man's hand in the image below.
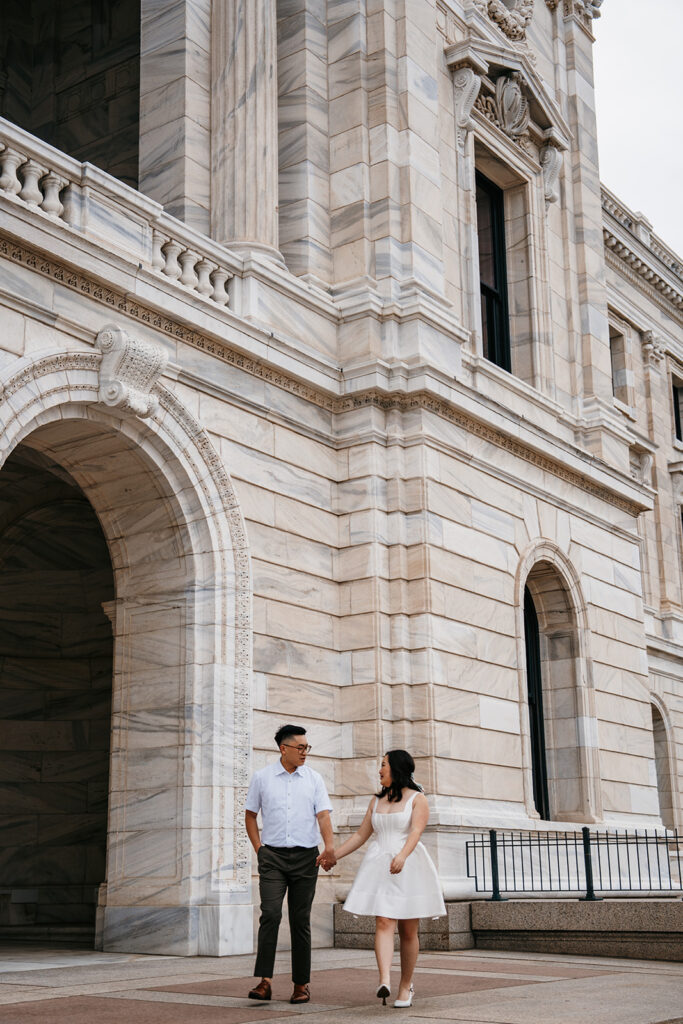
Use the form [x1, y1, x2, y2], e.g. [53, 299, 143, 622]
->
[316, 847, 337, 871]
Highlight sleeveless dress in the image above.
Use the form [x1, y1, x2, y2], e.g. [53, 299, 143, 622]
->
[343, 792, 446, 919]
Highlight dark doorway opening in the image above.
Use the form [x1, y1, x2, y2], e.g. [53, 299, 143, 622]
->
[0, 0, 140, 187]
[0, 446, 113, 943]
[524, 586, 550, 821]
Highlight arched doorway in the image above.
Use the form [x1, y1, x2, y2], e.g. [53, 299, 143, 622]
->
[0, 448, 113, 942]
[517, 545, 601, 824]
[0, 338, 253, 955]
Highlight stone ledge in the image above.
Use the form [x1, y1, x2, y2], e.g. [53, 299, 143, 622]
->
[472, 899, 683, 962]
[334, 902, 473, 951]
[471, 897, 683, 932]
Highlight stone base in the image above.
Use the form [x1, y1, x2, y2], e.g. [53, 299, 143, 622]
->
[99, 904, 255, 956]
[333, 902, 474, 951]
[472, 898, 683, 962]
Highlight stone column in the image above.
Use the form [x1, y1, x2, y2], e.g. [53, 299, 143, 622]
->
[211, 0, 282, 262]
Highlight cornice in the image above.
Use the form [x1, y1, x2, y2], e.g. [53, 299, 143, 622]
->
[601, 186, 683, 322]
[0, 232, 649, 519]
[603, 236, 683, 326]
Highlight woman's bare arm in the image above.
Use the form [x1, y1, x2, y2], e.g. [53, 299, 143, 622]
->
[390, 793, 429, 874]
[318, 798, 374, 868]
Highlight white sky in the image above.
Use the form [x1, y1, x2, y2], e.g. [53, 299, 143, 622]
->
[592, 0, 683, 258]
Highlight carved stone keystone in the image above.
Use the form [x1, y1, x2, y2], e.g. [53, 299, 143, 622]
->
[95, 323, 168, 418]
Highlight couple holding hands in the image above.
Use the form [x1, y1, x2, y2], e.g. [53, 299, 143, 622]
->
[245, 723, 445, 1009]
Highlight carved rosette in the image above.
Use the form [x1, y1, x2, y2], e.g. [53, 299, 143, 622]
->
[95, 323, 168, 417]
[453, 66, 482, 149]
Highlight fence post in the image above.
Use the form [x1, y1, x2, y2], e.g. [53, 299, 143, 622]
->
[489, 829, 506, 901]
[579, 826, 602, 901]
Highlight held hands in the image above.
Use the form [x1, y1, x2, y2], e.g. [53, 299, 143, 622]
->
[316, 847, 337, 872]
[389, 853, 406, 874]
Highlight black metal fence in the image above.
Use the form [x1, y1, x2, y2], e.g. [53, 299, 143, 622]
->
[466, 827, 683, 901]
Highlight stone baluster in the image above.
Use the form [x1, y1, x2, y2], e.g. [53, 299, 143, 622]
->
[152, 230, 166, 272]
[0, 148, 27, 195]
[178, 249, 199, 290]
[41, 172, 67, 218]
[196, 259, 215, 298]
[162, 240, 183, 280]
[210, 268, 231, 306]
[19, 160, 47, 208]
[211, 0, 282, 262]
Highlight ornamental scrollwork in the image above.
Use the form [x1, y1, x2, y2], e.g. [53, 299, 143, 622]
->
[541, 144, 563, 204]
[453, 66, 482, 149]
[95, 323, 168, 417]
[495, 73, 530, 139]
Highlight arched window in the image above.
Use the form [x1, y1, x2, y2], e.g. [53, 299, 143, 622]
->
[651, 703, 675, 829]
[524, 586, 549, 819]
[520, 556, 600, 823]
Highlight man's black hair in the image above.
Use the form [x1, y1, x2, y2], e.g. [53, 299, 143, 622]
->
[274, 723, 307, 748]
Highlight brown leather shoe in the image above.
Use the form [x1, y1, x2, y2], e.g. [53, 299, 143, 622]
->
[248, 979, 272, 1000]
[290, 983, 310, 1004]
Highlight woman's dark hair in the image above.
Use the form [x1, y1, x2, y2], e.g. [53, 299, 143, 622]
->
[376, 749, 423, 803]
[274, 723, 307, 748]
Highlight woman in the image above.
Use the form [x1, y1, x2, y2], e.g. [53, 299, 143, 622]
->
[331, 750, 445, 1008]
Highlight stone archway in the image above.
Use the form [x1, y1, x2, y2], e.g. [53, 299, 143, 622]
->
[515, 541, 602, 824]
[0, 447, 114, 943]
[0, 326, 253, 955]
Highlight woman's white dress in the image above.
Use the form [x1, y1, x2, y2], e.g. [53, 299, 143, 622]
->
[343, 792, 446, 919]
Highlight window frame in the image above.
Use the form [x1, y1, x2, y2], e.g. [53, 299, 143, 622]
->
[475, 170, 512, 373]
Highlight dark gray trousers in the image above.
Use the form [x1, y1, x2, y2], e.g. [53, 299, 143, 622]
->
[254, 844, 319, 984]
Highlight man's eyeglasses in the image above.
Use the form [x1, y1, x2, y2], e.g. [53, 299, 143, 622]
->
[282, 743, 312, 754]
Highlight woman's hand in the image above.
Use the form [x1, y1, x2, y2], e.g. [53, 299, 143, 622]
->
[390, 853, 406, 874]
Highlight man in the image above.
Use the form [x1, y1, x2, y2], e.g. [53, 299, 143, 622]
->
[245, 723, 336, 1004]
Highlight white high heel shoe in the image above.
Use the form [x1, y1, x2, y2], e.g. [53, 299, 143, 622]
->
[376, 983, 391, 1006]
[394, 984, 414, 1008]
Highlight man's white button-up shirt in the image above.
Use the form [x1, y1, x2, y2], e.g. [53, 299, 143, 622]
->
[245, 760, 332, 848]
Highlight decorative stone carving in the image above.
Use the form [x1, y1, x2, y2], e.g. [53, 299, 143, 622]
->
[541, 144, 563, 204]
[641, 329, 665, 366]
[480, 0, 535, 41]
[453, 66, 482, 148]
[629, 447, 653, 486]
[95, 323, 168, 418]
[548, 0, 604, 26]
[495, 73, 530, 139]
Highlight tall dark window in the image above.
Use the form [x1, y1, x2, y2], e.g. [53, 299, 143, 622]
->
[524, 587, 550, 821]
[673, 381, 683, 442]
[476, 172, 511, 372]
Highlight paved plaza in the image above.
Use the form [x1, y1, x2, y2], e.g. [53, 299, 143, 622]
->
[0, 944, 680, 1024]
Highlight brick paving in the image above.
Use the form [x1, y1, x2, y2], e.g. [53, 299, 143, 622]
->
[0, 944, 681, 1024]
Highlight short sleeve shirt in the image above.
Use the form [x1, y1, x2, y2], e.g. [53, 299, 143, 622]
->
[245, 761, 332, 848]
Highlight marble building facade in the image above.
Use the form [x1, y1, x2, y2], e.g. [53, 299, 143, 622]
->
[0, 0, 681, 955]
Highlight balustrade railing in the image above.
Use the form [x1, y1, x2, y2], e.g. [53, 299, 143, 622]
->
[467, 827, 683, 901]
[0, 118, 234, 308]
